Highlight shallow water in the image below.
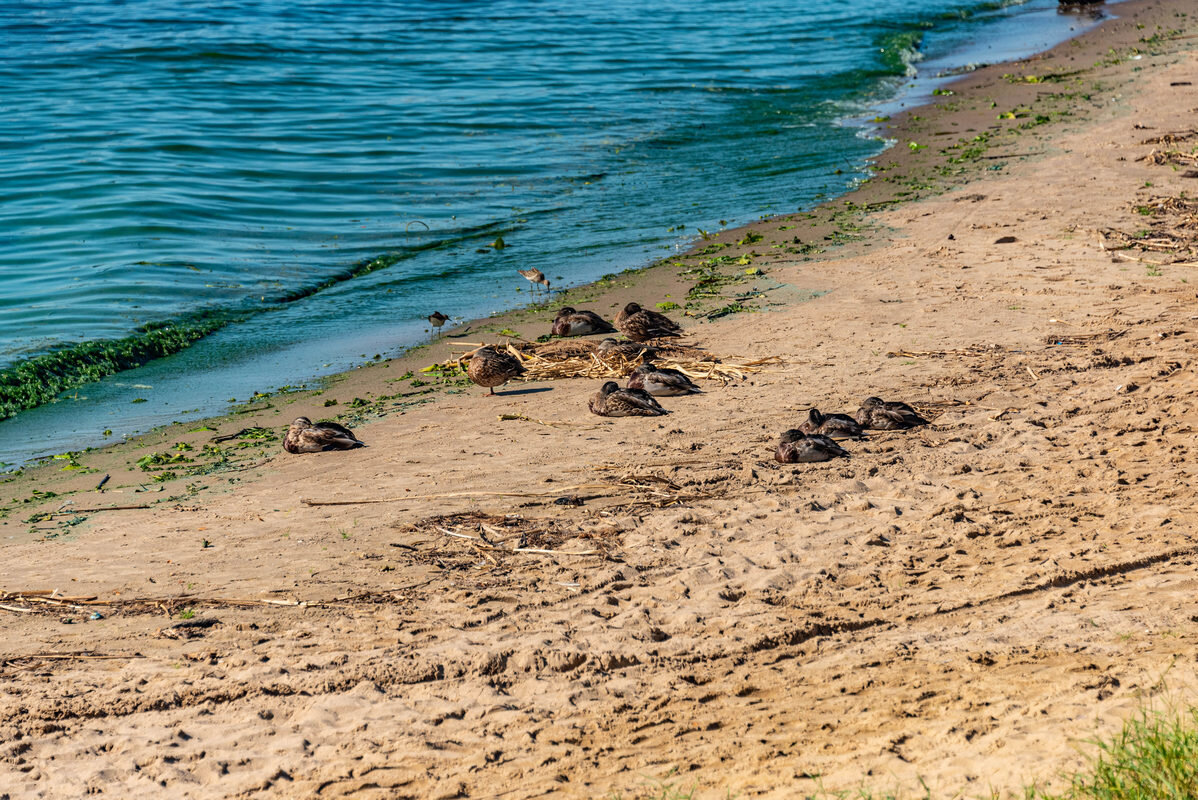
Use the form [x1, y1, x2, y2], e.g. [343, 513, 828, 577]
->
[0, 0, 1107, 465]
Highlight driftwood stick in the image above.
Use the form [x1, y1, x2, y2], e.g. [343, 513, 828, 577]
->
[513, 547, 601, 556]
[302, 484, 612, 506]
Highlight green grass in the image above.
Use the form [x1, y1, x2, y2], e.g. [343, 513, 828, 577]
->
[613, 706, 1198, 800]
[1030, 706, 1198, 800]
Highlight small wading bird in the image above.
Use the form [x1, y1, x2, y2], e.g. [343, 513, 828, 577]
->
[427, 311, 449, 334]
[464, 345, 526, 396]
[588, 381, 668, 417]
[284, 417, 364, 453]
[798, 408, 864, 439]
[774, 429, 850, 463]
[854, 396, 929, 430]
[517, 267, 550, 293]
[615, 302, 682, 342]
[626, 361, 701, 396]
[551, 307, 616, 337]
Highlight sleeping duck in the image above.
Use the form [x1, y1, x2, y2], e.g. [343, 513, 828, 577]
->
[853, 396, 929, 430]
[614, 302, 683, 342]
[551, 307, 616, 337]
[284, 417, 364, 453]
[774, 429, 850, 463]
[588, 381, 668, 417]
[626, 361, 701, 396]
[798, 408, 864, 439]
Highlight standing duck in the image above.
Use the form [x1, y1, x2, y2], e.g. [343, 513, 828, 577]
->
[551, 307, 616, 337]
[517, 268, 551, 293]
[774, 429, 850, 463]
[626, 361, 701, 396]
[465, 345, 526, 396]
[854, 396, 929, 430]
[614, 302, 683, 342]
[588, 381, 668, 417]
[284, 417, 365, 453]
[798, 408, 865, 439]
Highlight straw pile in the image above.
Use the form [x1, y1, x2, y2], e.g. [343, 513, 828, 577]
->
[454, 339, 779, 385]
[1136, 148, 1198, 167]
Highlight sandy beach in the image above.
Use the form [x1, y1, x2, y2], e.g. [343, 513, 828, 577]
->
[4, 2, 1198, 797]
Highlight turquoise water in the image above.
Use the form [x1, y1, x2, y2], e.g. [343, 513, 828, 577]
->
[0, 0, 1106, 464]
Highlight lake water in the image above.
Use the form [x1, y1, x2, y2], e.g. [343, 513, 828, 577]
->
[0, 0, 1107, 466]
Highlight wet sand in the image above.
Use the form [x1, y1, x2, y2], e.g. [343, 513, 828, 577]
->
[4, 2, 1198, 797]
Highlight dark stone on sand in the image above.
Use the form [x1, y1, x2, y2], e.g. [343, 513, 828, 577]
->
[995, 236, 1018, 244]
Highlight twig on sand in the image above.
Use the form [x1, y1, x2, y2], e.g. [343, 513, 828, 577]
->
[302, 484, 612, 506]
[37, 504, 152, 518]
[498, 413, 589, 428]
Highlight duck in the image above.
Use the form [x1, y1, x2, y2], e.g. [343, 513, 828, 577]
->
[798, 408, 865, 439]
[853, 396, 929, 430]
[551, 307, 616, 337]
[626, 361, 701, 396]
[427, 311, 449, 335]
[595, 337, 663, 362]
[614, 302, 683, 342]
[517, 267, 551, 292]
[774, 429, 850, 463]
[588, 381, 668, 417]
[283, 417, 364, 453]
[465, 345, 526, 396]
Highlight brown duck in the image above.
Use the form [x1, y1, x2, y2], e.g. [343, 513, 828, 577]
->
[614, 302, 682, 342]
[798, 408, 864, 438]
[774, 429, 850, 463]
[626, 362, 701, 396]
[551, 306, 616, 337]
[283, 417, 364, 453]
[595, 337, 662, 362]
[465, 345, 526, 396]
[854, 396, 929, 430]
[588, 381, 668, 417]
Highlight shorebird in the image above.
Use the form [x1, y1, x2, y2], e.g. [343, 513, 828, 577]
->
[588, 381, 668, 417]
[774, 429, 850, 463]
[626, 362, 701, 396]
[427, 311, 449, 335]
[853, 397, 929, 430]
[798, 408, 865, 439]
[517, 268, 550, 293]
[464, 345, 526, 396]
[614, 302, 682, 342]
[283, 417, 365, 453]
[551, 307, 616, 337]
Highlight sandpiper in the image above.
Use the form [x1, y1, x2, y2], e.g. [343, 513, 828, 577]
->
[427, 311, 450, 335]
[517, 268, 550, 293]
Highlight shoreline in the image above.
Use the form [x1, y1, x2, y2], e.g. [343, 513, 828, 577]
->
[0, 0, 1121, 469]
[5, 2, 1198, 797]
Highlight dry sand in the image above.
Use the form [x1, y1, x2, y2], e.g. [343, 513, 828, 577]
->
[4, 2, 1198, 797]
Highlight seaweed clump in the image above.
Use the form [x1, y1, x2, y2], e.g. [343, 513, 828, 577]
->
[0, 313, 233, 422]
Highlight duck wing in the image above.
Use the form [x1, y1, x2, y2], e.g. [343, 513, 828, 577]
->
[314, 421, 361, 441]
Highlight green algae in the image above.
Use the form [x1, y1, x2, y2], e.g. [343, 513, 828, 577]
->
[0, 312, 236, 423]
